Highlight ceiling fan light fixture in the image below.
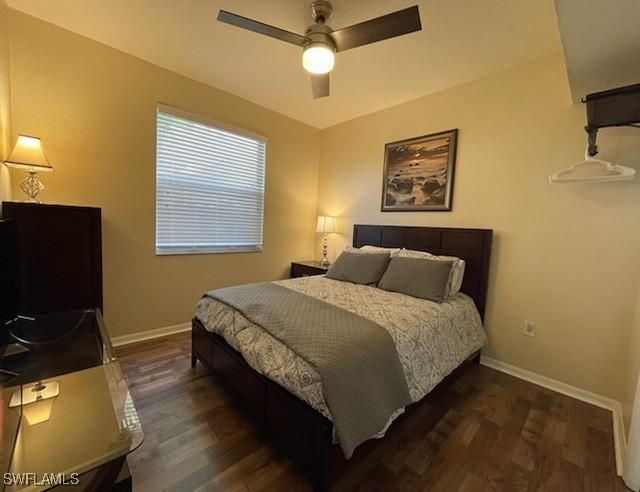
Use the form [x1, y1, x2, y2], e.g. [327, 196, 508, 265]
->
[302, 42, 335, 74]
[217, 3, 422, 98]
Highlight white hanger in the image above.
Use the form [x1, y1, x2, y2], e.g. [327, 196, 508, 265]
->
[549, 146, 635, 183]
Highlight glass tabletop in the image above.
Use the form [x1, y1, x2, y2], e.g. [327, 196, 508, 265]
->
[0, 309, 142, 492]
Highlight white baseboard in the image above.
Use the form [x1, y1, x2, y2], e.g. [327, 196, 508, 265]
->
[481, 355, 626, 476]
[111, 322, 191, 347]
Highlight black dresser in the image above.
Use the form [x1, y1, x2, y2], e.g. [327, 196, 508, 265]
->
[1, 202, 102, 316]
[0, 217, 18, 323]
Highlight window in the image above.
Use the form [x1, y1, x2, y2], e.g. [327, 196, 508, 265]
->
[155, 105, 266, 254]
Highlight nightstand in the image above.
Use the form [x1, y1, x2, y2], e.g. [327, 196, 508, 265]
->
[290, 261, 329, 278]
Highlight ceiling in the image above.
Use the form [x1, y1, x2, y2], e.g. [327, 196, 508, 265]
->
[7, 0, 562, 128]
[555, 0, 640, 103]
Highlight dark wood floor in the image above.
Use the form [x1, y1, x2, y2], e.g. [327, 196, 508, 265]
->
[117, 332, 628, 492]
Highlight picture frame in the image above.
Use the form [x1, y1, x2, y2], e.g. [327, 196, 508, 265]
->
[381, 129, 458, 211]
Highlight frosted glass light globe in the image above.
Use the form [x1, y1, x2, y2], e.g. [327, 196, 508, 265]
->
[302, 43, 335, 74]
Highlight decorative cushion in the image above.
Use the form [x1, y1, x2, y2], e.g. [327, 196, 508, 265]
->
[326, 251, 390, 285]
[397, 249, 465, 298]
[378, 257, 453, 302]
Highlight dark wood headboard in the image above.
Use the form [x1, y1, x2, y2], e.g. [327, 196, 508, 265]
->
[353, 224, 492, 319]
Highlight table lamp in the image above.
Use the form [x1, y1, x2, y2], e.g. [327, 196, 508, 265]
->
[316, 215, 336, 267]
[4, 135, 54, 203]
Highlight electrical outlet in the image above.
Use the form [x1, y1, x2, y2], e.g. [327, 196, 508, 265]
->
[523, 320, 536, 337]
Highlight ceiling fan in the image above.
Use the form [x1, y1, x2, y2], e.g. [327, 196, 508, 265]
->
[217, 1, 422, 99]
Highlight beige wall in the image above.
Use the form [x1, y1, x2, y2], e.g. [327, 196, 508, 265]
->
[8, 11, 320, 337]
[0, 0, 11, 202]
[626, 290, 640, 431]
[317, 54, 640, 407]
[625, 291, 640, 486]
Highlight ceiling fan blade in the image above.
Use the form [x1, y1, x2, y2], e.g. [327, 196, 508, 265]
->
[330, 6, 421, 52]
[217, 10, 307, 47]
[311, 73, 330, 99]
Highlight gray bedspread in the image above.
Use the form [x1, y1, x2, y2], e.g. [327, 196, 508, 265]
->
[205, 282, 412, 458]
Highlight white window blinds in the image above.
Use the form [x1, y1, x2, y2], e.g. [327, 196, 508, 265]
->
[155, 105, 266, 254]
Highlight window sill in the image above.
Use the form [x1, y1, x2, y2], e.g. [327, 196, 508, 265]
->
[155, 246, 263, 256]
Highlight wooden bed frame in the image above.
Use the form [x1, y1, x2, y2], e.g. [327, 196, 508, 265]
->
[191, 225, 492, 491]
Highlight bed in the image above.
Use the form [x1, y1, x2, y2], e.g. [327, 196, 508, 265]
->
[191, 224, 492, 491]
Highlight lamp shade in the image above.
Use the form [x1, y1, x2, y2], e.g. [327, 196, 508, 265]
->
[4, 135, 53, 172]
[316, 216, 336, 233]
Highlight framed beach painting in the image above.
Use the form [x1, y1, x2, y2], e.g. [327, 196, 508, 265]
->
[381, 129, 458, 211]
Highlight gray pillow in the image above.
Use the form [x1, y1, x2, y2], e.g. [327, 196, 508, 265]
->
[378, 257, 453, 302]
[325, 251, 390, 285]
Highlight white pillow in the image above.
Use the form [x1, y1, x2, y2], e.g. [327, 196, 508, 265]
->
[345, 245, 401, 256]
[360, 245, 401, 257]
[397, 248, 465, 298]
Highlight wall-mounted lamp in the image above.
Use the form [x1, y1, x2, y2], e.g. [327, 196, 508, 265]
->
[316, 215, 336, 267]
[4, 135, 54, 203]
